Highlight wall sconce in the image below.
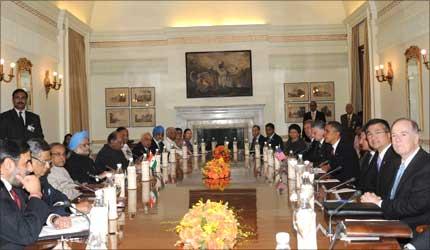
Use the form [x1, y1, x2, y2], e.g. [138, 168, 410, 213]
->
[375, 62, 394, 90]
[43, 70, 62, 97]
[421, 49, 429, 70]
[0, 58, 16, 83]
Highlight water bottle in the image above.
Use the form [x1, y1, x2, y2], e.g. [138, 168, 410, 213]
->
[275, 232, 291, 250]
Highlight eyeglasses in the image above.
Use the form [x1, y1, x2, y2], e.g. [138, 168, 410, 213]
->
[31, 156, 52, 167]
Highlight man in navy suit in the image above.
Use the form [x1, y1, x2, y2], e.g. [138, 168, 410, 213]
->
[303, 101, 326, 123]
[361, 118, 430, 230]
[0, 89, 44, 143]
[265, 123, 284, 151]
[250, 125, 266, 154]
[0, 139, 50, 249]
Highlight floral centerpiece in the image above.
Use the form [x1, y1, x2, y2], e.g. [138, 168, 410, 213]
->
[202, 158, 230, 179]
[213, 145, 230, 163]
[176, 200, 247, 249]
[204, 178, 230, 191]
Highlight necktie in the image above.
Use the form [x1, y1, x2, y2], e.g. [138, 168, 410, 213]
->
[377, 156, 383, 172]
[10, 188, 22, 209]
[348, 115, 352, 127]
[19, 111, 25, 126]
[389, 163, 406, 200]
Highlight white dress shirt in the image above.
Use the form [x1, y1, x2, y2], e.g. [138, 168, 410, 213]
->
[14, 108, 26, 124]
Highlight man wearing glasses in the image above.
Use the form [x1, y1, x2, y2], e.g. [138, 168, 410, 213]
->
[364, 119, 401, 199]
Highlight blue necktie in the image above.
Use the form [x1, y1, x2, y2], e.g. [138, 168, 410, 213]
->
[389, 163, 406, 200]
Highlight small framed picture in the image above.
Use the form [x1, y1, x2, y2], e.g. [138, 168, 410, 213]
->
[130, 108, 156, 127]
[319, 102, 336, 121]
[285, 103, 308, 123]
[106, 108, 130, 128]
[105, 88, 130, 107]
[131, 87, 155, 107]
[310, 82, 335, 101]
[284, 82, 309, 102]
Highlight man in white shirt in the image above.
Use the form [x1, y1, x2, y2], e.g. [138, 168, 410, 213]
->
[164, 127, 182, 156]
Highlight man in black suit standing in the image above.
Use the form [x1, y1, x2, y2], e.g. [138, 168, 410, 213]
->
[361, 118, 430, 230]
[303, 101, 326, 123]
[323, 121, 360, 182]
[340, 104, 361, 142]
[265, 123, 284, 151]
[0, 89, 44, 143]
[250, 125, 265, 154]
[364, 119, 400, 199]
[0, 139, 50, 249]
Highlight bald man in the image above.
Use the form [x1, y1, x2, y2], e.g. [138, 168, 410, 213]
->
[341, 103, 361, 142]
[164, 127, 182, 156]
[132, 133, 153, 161]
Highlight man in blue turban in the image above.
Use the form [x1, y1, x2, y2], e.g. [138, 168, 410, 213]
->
[150, 125, 165, 154]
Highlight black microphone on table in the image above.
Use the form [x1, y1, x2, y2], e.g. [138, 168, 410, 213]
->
[54, 200, 91, 231]
[316, 166, 343, 181]
[327, 177, 356, 192]
[327, 190, 362, 216]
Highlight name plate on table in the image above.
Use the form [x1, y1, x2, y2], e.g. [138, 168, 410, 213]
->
[323, 202, 383, 217]
[340, 219, 413, 239]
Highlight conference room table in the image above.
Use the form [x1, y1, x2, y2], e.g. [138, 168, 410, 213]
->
[29, 153, 401, 249]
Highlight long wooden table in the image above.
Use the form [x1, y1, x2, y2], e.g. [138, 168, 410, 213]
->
[29, 154, 401, 249]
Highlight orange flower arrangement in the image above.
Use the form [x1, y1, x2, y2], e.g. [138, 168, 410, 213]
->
[213, 145, 230, 163]
[204, 178, 230, 191]
[202, 158, 230, 179]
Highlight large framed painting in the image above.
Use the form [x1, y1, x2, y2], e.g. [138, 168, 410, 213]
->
[310, 82, 335, 101]
[185, 50, 253, 98]
[106, 108, 130, 128]
[105, 88, 130, 107]
[319, 102, 335, 121]
[131, 87, 155, 107]
[130, 108, 156, 127]
[285, 103, 308, 123]
[284, 82, 309, 102]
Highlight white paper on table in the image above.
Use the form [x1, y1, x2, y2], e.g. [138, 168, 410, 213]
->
[331, 188, 356, 194]
[313, 168, 326, 174]
[317, 179, 340, 183]
[39, 215, 89, 238]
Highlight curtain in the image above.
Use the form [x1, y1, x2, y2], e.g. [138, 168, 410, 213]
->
[68, 28, 89, 133]
[362, 19, 371, 122]
[351, 23, 362, 118]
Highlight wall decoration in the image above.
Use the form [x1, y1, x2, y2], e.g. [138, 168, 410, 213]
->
[285, 103, 308, 123]
[105, 88, 129, 107]
[106, 108, 130, 128]
[131, 87, 155, 107]
[130, 108, 156, 127]
[16, 58, 33, 111]
[185, 50, 253, 98]
[284, 82, 309, 102]
[310, 81, 335, 101]
[319, 102, 335, 121]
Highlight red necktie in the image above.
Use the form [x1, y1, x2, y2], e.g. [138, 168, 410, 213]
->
[10, 189, 22, 209]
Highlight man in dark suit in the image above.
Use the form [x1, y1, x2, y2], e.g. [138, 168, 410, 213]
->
[340, 104, 361, 143]
[0, 139, 50, 249]
[406, 229, 430, 249]
[0, 89, 44, 143]
[323, 121, 360, 182]
[361, 118, 430, 230]
[303, 101, 326, 123]
[364, 119, 400, 199]
[132, 132, 153, 161]
[150, 125, 165, 154]
[95, 131, 128, 172]
[265, 123, 284, 151]
[357, 130, 378, 193]
[303, 120, 332, 166]
[250, 125, 266, 154]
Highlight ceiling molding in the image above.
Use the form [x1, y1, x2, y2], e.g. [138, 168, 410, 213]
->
[343, 1, 369, 27]
[12, 1, 57, 27]
[377, 1, 402, 18]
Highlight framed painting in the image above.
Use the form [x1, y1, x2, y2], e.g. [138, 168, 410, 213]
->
[285, 103, 308, 123]
[185, 50, 253, 98]
[319, 102, 335, 121]
[105, 88, 129, 107]
[131, 87, 155, 107]
[106, 108, 130, 128]
[16, 58, 33, 111]
[284, 82, 309, 102]
[310, 82, 335, 101]
[130, 108, 156, 127]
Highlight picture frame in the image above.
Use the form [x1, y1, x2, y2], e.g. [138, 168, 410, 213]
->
[131, 87, 155, 107]
[319, 102, 336, 121]
[105, 88, 130, 107]
[130, 108, 156, 127]
[185, 50, 253, 98]
[106, 108, 130, 128]
[285, 103, 308, 123]
[310, 81, 335, 101]
[284, 82, 309, 102]
[16, 58, 33, 111]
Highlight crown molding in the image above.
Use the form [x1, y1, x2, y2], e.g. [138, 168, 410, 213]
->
[344, 1, 369, 27]
[12, 1, 58, 27]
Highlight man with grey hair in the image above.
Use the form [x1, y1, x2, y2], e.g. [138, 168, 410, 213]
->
[303, 120, 332, 166]
[132, 132, 153, 161]
[164, 127, 182, 156]
[361, 118, 430, 230]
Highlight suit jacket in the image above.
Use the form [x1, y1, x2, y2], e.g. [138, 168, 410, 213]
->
[328, 138, 360, 183]
[0, 181, 50, 249]
[0, 109, 44, 143]
[95, 144, 128, 172]
[358, 151, 378, 193]
[266, 133, 284, 151]
[65, 151, 99, 184]
[47, 166, 81, 200]
[340, 113, 361, 143]
[40, 175, 70, 217]
[150, 138, 164, 154]
[376, 146, 401, 199]
[250, 134, 266, 154]
[303, 140, 332, 166]
[132, 142, 151, 162]
[410, 229, 430, 249]
[303, 110, 326, 123]
[381, 148, 430, 229]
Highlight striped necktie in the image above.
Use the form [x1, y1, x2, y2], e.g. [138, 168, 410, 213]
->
[389, 163, 406, 200]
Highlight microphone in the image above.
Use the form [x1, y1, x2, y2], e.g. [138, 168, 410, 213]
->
[328, 190, 362, 216]
[317, 166, 343, 181]
[327, 177, 356, 192]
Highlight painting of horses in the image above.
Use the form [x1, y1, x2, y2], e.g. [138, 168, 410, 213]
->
[185, 50, 253, 98]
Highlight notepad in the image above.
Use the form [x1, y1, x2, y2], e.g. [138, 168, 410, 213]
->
[317, 179, 340, 183]
[39, 215, 89, 240]
[331, 188, 356, 194]
[313, 168, 326, 174]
